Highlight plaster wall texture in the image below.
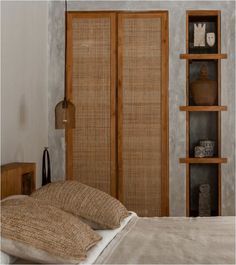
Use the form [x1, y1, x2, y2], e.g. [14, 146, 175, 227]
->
[48, 0, 235, 216]
[1, 1, 48, 188]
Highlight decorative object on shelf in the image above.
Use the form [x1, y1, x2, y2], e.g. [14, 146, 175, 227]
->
[190, 64, 217, 106]
[194, 23, 206, 47]
[194, 146, 206, 158]
[199, 184, 211, 217]
[206, 32, 216, 47]
[55, 0, 75, 129]
[199, 140, 215, 157]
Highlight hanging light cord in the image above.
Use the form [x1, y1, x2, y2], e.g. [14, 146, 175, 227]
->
[63, 0, 68, 108]
[55, 0, 75, 129]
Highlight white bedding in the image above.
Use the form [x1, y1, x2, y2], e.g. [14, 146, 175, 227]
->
[0, 252, 17, 265]
[81, 211, 137, 264]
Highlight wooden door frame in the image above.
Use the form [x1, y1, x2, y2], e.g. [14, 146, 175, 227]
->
[117, 12, 169, 216]
[65, 11, 169, 216]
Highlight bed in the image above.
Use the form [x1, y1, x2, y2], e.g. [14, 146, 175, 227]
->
[1, 179, 235, 264]
[1, 212, 234, 264]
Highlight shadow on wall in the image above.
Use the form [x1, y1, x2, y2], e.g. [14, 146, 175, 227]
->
[19, 94, 28, 129]
[14, 95, 28, 162]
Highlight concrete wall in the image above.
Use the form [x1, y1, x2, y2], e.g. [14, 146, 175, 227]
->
[1, 1, 48, 188]
[48, 0, 235, 216]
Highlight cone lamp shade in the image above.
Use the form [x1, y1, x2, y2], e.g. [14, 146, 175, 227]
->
[55, 0, 75, 129]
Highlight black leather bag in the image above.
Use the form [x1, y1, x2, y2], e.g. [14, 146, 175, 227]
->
[42, 148, 51, 186]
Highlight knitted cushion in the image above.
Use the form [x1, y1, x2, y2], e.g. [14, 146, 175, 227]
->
[1, 197, 101, 263]
[31, 181, 129, 229]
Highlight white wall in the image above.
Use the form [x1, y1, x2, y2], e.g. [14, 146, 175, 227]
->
[1, 1, 48, 188]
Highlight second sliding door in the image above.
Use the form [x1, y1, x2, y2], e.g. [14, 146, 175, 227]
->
[66, 12, 168, 216]
[118, 13, 168, 216]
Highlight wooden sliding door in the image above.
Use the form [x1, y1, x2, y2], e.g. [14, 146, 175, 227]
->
[66, 12, 169, 216]
[118, 12, 168, 216]
[66, 13, 116, 196]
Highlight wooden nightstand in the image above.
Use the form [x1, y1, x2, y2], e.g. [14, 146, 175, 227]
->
[1, 162, 36, 199]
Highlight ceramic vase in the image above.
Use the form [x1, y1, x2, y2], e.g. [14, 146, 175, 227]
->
[190, 65, 217, 106]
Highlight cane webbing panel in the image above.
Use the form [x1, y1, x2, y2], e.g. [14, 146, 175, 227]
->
[120, 16, 162, 217]
[71, 16, 111, 193]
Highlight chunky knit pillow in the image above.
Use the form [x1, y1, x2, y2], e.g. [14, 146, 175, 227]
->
[31, 181, 129, 229]
[1, 197, 101, 263]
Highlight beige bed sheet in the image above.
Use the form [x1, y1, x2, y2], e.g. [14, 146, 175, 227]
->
[12, 216, 235, 264]
[95, 216, 235, 264]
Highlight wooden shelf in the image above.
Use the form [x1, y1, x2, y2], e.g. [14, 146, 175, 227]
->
[180, 54, 227, 60]
[179, 106, 227, 112]
[179, 157, 227, 164]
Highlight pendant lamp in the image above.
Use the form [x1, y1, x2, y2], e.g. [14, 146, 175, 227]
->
[55, 0, 75, 129]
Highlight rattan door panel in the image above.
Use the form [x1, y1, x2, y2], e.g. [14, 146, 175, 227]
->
[66, 13, 116, 195]
[118, 13, 168, 217]
[66, 12, 169, 215]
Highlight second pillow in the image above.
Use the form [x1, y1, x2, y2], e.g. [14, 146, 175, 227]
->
[31, 181, 129, 229]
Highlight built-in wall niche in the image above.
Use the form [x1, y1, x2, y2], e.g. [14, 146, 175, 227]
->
[180, 10, 228, 217]
[189, 60, 218, 106]
[189, 112, 218, 157]
[190, 164, 219, 217]
[188, 16, 218, 54]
